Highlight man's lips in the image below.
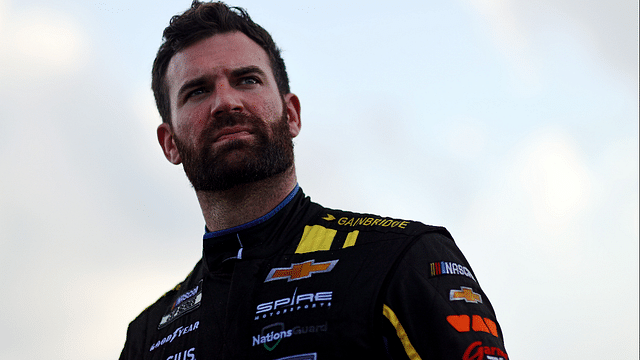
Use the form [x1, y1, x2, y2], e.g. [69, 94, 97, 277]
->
[213, 126, 254, 143]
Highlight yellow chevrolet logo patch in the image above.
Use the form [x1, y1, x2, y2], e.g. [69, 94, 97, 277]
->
[265, 259, 339, 282]
[449, 287, 482, 303]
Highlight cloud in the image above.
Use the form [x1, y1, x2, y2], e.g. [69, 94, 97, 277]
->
[535, 0, 638, 79]
[463, 127, 594, 266]
[0, 5, 88, 81]
[465, 0, 639, 90]
[517, 130, 592, 225]
[465, 0, 542, 93]
[446, 118, 488, 161]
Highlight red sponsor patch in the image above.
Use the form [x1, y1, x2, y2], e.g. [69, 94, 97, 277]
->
[446, 315, 498, 337]
[462, 341, 508, 360]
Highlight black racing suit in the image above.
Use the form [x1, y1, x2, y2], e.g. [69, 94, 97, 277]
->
[120, 186, 508, 360]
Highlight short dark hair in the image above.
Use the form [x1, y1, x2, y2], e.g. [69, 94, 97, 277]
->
[151, 1, 290, 124]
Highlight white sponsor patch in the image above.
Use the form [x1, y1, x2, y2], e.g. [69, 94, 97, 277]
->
[254, 288, 332, 320]
[150, 321, 200, 352]
[158, 280, 202, 329]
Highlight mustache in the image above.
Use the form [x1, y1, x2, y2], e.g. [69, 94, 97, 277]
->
[200, 112, 266, 142]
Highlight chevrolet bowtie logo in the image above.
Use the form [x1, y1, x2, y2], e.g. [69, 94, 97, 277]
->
[449, 286, 482, 304]
[265, 259, 339, 282]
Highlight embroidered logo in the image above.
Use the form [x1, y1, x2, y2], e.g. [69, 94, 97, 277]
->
[322, 214, 336, 221]
[252, 322, 328, 351]
[265, 260, 338, 282]
[150, 321, 199, 351]
[255, 288, 332, 320]
[158, 280, 202, 329]
[447, 315, 499, 337]
[429, 261, 476, 282]
[463, 341, 508, 360]
[450, 287, 482, 304]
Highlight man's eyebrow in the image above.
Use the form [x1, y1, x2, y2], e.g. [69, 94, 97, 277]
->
[177, 76, 208, 99]
[231, 66, 267, 79]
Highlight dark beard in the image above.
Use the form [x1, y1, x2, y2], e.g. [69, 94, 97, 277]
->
[173, 110, 294, 192]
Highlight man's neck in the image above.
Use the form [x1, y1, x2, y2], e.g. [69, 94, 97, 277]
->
[196, 166, 298, 233]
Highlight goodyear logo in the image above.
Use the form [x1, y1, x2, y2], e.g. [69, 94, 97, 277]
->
[450, 287, 482, 304]
[150, 321, 199, 351]
[265, 260, 338, 282]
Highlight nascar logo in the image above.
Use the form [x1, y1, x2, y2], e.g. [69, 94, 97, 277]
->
[158, 280, 202, 329]
[430, 261, 476, 282]
[265, 260, 338, 282]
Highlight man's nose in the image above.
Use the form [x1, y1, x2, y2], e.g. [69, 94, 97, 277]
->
[211, 82, 243, 117]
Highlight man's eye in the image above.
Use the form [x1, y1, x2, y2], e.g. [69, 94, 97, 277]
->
[239, 77, 260, 85]
[186, 88, 206, 99]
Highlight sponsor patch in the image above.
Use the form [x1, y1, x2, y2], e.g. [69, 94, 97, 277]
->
[253, 322, 328, 351]
[337, 216, 410, 229]
[166, 347, 195, 360]
[150, 321, 200, 352]
[320, 213, 412, 229]
[265, 260, 338, 282]
[446, 315, 498, 337]
[450, 287, 482, 304]
[275, 353, 317, 360]
[322, 214, 336, 221]
[430, 261, 476, 282]
[255, 288, 332, 320]
[158, 280, 202, 329]
[463, 341, 508, 360]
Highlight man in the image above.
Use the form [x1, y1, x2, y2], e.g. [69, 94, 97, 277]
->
[120, 1, 508, 359]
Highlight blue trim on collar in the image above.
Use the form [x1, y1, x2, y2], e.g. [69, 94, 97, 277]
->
[203, 184, 300, 239]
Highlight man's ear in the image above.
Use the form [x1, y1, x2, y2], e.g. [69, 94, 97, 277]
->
[157, 123, 182, 165]
[284, 93, 301, 138]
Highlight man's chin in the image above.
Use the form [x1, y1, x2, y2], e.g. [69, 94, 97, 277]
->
[211, 146, 261, 166]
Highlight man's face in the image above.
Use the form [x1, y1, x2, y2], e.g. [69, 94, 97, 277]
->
[158, 32, 301, 191]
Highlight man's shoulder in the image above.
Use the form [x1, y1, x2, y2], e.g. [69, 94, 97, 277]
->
[307, 203, 451, 238]
[128, 260, 204, 327]
[292, 200, 453, 255]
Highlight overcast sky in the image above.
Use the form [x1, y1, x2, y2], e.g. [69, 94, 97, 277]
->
[0, 0, 638, 359]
